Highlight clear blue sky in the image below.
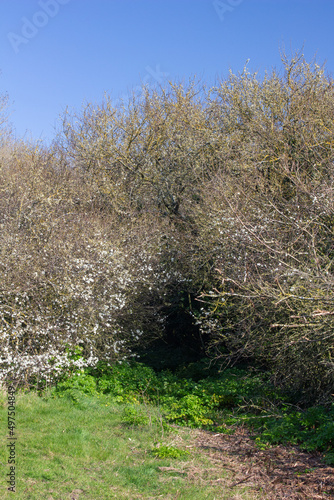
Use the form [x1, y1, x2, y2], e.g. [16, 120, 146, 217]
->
[1, 0, 333, 144]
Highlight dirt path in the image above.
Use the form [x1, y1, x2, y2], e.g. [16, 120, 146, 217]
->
[191, 427, 334, 499]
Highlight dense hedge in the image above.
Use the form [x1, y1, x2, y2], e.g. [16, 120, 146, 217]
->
[0, 51, 333, 403]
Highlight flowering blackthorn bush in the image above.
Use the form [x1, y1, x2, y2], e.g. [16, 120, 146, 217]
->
[1, 51, 333, 403]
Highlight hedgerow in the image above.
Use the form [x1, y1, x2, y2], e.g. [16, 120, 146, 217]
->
[0, 50, 333, 407]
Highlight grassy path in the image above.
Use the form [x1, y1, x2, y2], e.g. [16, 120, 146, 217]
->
[0, 390, 259, 500]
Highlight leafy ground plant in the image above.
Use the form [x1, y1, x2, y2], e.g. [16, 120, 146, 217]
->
[151, 445, 190, 459]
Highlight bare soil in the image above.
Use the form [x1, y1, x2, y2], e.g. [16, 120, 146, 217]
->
[190, 426, 334, 499]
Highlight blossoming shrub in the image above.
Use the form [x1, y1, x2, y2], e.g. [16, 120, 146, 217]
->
[1, 52, 333, 404]
[196, 52, 334, 402]
[0, 141, 190, 386]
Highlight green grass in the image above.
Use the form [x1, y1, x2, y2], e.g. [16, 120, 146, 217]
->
[0, 388, 258, 500]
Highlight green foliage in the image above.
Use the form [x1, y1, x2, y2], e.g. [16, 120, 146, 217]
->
[53, 373, 97, 402]
[121, 405, 150, 426]
[166, 394, 213, 427]
[257, 405, 334, 465]
[65, 344, 84, 362]
[151, 445, 190, 459]
[96, 362, 158, 402]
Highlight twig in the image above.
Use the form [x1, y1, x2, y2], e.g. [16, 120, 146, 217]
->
[271, 323, 317, 328]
